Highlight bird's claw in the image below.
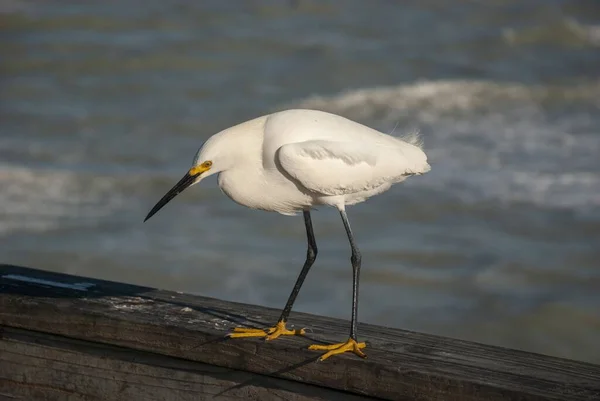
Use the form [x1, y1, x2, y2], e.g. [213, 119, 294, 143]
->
[309, 338, 367, 361]
[227, 321, 305, 340]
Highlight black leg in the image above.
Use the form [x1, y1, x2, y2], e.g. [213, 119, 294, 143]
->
[278, 210, 318, 323]
[339, 209, 361, 341]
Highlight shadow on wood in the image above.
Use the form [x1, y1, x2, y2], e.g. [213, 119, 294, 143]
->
[1, 326, 365, 401]
[1, 264, 599, 401]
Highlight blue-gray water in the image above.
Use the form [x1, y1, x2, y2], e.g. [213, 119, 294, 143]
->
[1, 1, 599, 363]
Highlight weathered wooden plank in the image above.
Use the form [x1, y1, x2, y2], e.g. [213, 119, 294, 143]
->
[1, 264, 599, 401]
[0, 326, 370, 401]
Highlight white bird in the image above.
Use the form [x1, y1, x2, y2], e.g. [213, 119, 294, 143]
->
[144, 109, 430, 361]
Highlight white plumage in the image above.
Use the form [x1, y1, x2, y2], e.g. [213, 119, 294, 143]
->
[145, 108, 431, 361]
[199, 109, 430, 215]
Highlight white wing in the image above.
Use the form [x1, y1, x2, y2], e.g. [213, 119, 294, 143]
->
[277, 140, 425, 196]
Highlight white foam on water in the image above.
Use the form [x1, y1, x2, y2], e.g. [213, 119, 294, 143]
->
[291, 79, 600, 210]
[293, 79, 600, 119]
[0, 165, 128, 235]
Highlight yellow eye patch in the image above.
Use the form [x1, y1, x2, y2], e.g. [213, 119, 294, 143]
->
[189, 161, 212, 176]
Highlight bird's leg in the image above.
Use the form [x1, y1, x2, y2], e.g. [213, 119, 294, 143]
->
[228, 210, 317, 341]
[309, 209, 367, 361]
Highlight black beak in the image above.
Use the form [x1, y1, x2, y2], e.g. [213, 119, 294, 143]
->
[144, 172, 199, 222]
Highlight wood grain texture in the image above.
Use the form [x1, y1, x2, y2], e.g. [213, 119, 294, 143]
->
[0, 326, 370, 401]
[1, 264, 599, 401]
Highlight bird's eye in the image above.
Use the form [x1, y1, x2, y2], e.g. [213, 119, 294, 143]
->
[204, 161, 212, 168]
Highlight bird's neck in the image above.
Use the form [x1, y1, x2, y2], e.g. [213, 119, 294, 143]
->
[215, 116, 267, 169]
[215, 116, 265, 197]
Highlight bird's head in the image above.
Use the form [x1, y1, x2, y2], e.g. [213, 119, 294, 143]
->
[144, 137, 225, 222]
[144, 114, 264, 222]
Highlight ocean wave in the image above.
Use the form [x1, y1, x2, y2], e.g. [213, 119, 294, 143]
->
[290, 79, 600, 121]
[0, 165, 128, 235]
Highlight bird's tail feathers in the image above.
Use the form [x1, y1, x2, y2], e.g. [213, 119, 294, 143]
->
[398, 130, 424, 149]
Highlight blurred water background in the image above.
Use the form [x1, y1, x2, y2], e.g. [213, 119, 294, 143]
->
[1, 0, 599, 363]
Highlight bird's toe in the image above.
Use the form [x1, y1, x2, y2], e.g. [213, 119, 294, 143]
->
[227, 321, 305, 340]
[308, 338, 367, 361]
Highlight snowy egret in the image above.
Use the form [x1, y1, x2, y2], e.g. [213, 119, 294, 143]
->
[144, 109, 430, 361]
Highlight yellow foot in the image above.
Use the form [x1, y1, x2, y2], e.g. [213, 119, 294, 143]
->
[227, 321, 305, 341]
[308, 338, 367, 361]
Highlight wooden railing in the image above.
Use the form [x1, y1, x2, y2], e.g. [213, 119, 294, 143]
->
[1, 264, 598, 400]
